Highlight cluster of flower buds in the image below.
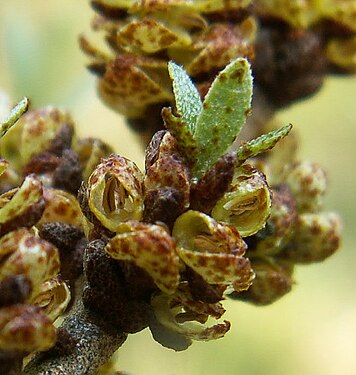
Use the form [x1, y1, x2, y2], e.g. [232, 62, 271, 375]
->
[76, 58, 341, 351]
[228, 129, 341, 305]
[0, 96, 115, 372]
[81, 0, 355, 136]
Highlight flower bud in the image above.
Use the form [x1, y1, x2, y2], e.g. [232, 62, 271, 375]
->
[87, 155, 144, 232]
[29, 277, 71, 322]
[211, 164, 271, 237]
[39, 187, 83, 228]
[98, 55, 171, 118]
[0, 229, 60, 297]
[18, 107, 75, 163]
[283, 161, 327, 213]
[74, 137, 114, 182]
[0, 304, 55, 352]
[0, 160, 20, 193]
[253, 186, 297, 256]
[177, 18, 256, 77]
[0, 174, 45, 236]
[173, 210, 254, 291]
[229, 259, 294, 305]
[105, 220, 179, 294]
[144, 132, 190, 226]
[284, 212, 341, 263]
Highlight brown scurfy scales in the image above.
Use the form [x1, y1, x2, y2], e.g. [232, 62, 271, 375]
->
[0, 1, 355, 374]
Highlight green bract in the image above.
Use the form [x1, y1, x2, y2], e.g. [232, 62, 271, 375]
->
[166, 59, 253, 178]
[0, 97, 29, 139]
[236, 124, 292, 165]
[166, 59, 293, 180]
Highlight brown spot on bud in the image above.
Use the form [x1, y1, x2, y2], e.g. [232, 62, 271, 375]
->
[0, 275, 32, 307]
[190, 152, 237, 214]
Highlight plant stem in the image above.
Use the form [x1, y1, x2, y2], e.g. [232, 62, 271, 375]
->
[22, 300, 127, 375]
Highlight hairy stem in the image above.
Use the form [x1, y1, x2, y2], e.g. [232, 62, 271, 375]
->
[22, 300, 127, 375]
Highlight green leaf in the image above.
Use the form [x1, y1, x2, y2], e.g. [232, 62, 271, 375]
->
[161, 107, 198, 165]
[192, 58, 253, 179]
[0, 97, 29, 138]
[236, 124, 293, 166]
[168, 61, 202, 134]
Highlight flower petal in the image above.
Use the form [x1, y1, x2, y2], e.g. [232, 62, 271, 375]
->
[105, 221, 179, 294]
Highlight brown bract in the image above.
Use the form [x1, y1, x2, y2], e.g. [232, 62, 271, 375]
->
[40, 188, 83, 228]
[0, 304, 55, 352]
[144, 132, 190, 226]
[173, 210, 254, 291]
[231, 258, 293, 305]
[0, 229, 60, 297]
[190, 151, 237, 213]
[105, 220, 180, 294]
[0, 174, 45, 237]
[98, 54, 171, 118]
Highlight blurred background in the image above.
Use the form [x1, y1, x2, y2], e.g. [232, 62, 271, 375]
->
[0, 1, 355, 374]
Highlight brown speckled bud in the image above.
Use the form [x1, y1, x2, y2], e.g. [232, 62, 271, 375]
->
[18, 107, 75, 163]
[0, 174, 45, 236]
[284, 212, 341, 263]
[74, 137, 114, 182]
[83, 0, 255, 134]
[105, 221, 180, 294]
[144, 132, 190, 226]
[282, 161, 327, 213]
[230, 259, 294, 305]
[211, 164, 272, 237]
[98, 54, 171, 119]
[87, 154, 144, 232]
[252, 186, 297, 256]
[39, 187, 83, 228]
[173, 18, 256, 77]
[0, 304, 55, 352]
[29, 277, 71, 321]
[0, 229, 60, 297]
[173, 210, 254, 290]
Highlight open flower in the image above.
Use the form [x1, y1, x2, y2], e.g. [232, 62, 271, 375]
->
[86, 154, 144, 232]
[211, 164, 271, 237]
[150, 290, 231, 350]
[173, 210, 254, 291]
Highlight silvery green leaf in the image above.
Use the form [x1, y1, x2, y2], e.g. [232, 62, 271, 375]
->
[192, 58, 253, 179]
[168, 61, 202, 134]
[161, 107, 198, 165]
[236, 124, 293, 165]
[0, 97, 29, 138]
